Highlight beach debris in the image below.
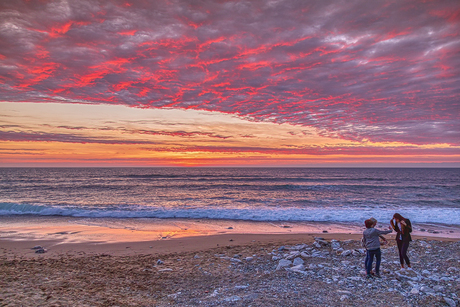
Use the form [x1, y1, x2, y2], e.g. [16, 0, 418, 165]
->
[31, 245, 43, 250]
[34, 248, 47, 254]
[158, 268, 173, 272]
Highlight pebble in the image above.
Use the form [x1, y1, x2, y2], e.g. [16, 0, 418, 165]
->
[292, 257, 304, 266]
[276, 259, 292, 270]
[444, 297, 457, 307]
[341, 250, 352, 257]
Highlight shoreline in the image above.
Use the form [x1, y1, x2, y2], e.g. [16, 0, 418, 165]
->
[1, 215, 459, 259]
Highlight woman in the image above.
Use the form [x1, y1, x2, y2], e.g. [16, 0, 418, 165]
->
[390, 213, 412, 269]
[362, 218, 392, 278]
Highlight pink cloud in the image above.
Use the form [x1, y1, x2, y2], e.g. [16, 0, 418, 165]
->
[0, 0, 459, 146]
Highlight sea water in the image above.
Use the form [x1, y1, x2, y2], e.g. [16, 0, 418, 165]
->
[0, 168, 459, 226]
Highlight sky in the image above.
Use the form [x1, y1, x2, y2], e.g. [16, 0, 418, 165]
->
[0, 0, 459, 167]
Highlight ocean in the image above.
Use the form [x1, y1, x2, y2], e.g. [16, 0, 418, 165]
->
[0, 168, 459, 226]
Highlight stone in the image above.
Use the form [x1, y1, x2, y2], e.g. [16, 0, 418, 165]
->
[245, 257, 254, 261]
[157, 260, 164, 265]
[300, 252, 310, 258]
[316, 239, 329, 246]
[291, 264, 306, 271]
[223, 296, 241, 302]
[313, 242, 322, 248]
[410, 287, 420, 295]
[341, 250, 352, 257]
[276, 259, 292, 270]
[420, 286, 434, 294]
[292, 257, 304, 266]
[433, 285, 445, 292]
[340, 295, 349, 301]
[443, 297, 456, 307]
[286, 251, 301, 260]
[331, 241, 341, 250]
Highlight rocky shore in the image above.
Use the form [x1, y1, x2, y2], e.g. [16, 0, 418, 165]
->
[1, 237, 459, 306]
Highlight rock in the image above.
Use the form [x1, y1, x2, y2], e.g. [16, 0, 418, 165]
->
[245, 257, 254, 261]
[31, 245, 43, 250]
[311, 251, 322, 257]
[230, 258, 242, 263]
[276, 259, 292, 270]
[420, 286, 434, 294]
[447, 267, 459, 273]
[272, 256, 280, 261]
[316, 239, 329, 246]
[410, 287, 420, 295]
[286, 251, 301, 260]
[290, 264, 306, 271]
[422, 269, 430, 276]
[223, 295, 241, 302]
[313, 242, 322, 248]
[340, 295, 349, 301]
[341, 250, 352, 257]
[352, 250, 360, 256]
[292, 257, 304, 266]
[331, 241, 341, 250]
[433, 285, 445, 292]
[300, 252, 310, 258]
[35, 248, 47, 254]
[443, 297, 457, 307]
[227, 227, 233, 229]
[194, 254, 200, 259]
[157, 259, 164, 265]
[278, 246, 286, 251]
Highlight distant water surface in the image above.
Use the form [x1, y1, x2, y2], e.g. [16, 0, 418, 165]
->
[0, 168, 459, 225]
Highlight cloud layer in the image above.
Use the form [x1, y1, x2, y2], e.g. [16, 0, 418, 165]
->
[1, 0, 459, 145]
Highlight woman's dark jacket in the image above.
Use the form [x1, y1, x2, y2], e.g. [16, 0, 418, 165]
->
[391, 219, 412, 242]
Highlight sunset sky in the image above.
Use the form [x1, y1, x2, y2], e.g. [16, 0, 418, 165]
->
[1, 0, 459, 167]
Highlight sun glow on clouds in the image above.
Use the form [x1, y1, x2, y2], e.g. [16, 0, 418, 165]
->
[1, 102, 458, 167]
[0, 0, 459, 166]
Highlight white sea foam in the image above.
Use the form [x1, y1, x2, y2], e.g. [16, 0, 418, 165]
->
[1, 202, 459, 225]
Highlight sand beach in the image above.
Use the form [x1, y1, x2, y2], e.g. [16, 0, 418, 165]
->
[1, 216, 459, 306]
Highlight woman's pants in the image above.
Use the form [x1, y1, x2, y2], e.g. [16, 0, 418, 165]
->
[397, 239, 410, 266]
[366, 248, 381, 275]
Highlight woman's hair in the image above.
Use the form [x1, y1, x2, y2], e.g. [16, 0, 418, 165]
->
[393, 213, 405, 220]
[365, 219, 374, 228]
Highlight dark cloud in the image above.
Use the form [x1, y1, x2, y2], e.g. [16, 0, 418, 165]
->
[0, 0, 459, 145]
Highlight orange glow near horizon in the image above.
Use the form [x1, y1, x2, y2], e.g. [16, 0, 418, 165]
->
[1, 102, 458, 167]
